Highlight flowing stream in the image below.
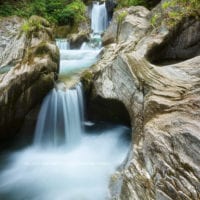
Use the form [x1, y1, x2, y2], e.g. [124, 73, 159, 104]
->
[0, 3, 130, 200]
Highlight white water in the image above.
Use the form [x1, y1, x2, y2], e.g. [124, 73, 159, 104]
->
[0, 3, 130, 200]
[0, 124, 130, 200]
[59, 49, 101, 75]
[34, 84, 84, 148]
[56, 39, 70, 50]
[91, 2, 108, 34]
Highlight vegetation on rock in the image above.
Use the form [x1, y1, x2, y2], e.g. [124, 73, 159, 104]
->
[21, 15, 50, 37]
[151, 0, 200, 28]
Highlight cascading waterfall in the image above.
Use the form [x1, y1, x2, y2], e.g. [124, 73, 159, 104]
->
[0, 2, 130, 200]
[59, 48, 101, 75]
[34, 83, 84, 148]
[91, 2, 108, 34]
[56, 39, 70, 50]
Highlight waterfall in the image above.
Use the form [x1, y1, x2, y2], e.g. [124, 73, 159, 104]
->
[0, 5, 131, 199]
[34, 83, 84, 148]
[56, 39, 70, 50]
[91, 2, 108, 34]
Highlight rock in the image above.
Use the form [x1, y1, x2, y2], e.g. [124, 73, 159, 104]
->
[53, 25, 71, 38]
[102, 6, 151, 45]
[0, 16, 59, 141]
[147, 17, 200, 64]
[106, 0, 117, 21]
[82, 5, 200, 200]
[69, 31, 90, 49]
[0, 16, 26, 68]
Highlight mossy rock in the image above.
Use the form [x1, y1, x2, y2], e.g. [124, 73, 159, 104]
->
[21, 15, 50, 38]
[81, 70, 94, 93]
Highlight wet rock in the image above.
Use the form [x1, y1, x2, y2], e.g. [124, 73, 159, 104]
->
[69, 31, 90, 49]
[106, 0, 117, 21]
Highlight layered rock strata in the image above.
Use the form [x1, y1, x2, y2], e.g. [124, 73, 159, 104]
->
[82, 5, 200, 200]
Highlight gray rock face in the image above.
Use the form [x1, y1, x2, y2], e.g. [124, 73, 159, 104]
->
[102, 6, 150, 45]
[147, 18, 200, 64]
[82, 6, 200, 200]
[0, 16, 59, 141]
[0, 16, 26, 68]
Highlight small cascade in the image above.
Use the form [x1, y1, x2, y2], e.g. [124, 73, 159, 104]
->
[81, 33, 102, 50]
[34, 83, 84, 148]
[91, 2, 108, 34]
[56, 39, 70, 50]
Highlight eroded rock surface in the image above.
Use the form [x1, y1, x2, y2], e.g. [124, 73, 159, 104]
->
[82, 5, 200, 200]
[0, 16, 59, 141]
[102, 6, 150, 45]
[0, 16, 26, 68]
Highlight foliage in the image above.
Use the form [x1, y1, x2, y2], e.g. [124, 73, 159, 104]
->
[21, 16, 44, 35]
[117, 11, 128, 24]
[116, 11, 128, 42]
[117, 0, 147, 8]
[152, 0, 200, 29]
[161, 1, 173, 10]
[0, 0, 86, 26]
[150, 14, 159, 28]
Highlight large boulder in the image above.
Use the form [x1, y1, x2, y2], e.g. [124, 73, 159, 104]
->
[82, 5, 200, 200]
[102, 6, 151, 45]
[0, 16, 59, 141]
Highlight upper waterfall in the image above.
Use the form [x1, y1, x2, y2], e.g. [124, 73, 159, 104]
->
[91, 2, 108, 34]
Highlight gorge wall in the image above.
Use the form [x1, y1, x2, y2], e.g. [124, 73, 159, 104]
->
[0, 16, 59, 142]
[82, 5, 200, 200]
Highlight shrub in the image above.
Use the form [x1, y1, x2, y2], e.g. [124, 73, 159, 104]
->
[0, 0, 86, 26]
[117, 0, 147, 8]
[151, 0, 200, 29]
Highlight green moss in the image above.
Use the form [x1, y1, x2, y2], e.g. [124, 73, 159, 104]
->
[34, 42, 50, 56]
[150, 14, 159, 28]
[116, 11, 128, 42]
[117, 11, 128, 24]
[153, 0, 200, 29]
[21, 15, 49, 37]
[81, 70, 94, 92]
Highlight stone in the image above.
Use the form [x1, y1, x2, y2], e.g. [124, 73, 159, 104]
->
[0, 16, 26, 68]
[147, 17, 200, 64]
[0, 16, 59, 141]
[69, 31, 90, 49]
[82, 5, 200, 200]
[102, 6, 151, 45]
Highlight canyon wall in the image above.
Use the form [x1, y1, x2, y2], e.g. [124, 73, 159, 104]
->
[0, 16, 59, 141]
[82, 5, 200, 200]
